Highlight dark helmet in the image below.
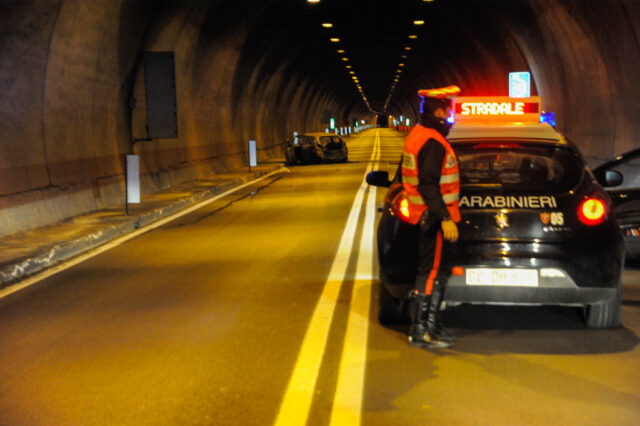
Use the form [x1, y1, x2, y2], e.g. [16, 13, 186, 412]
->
[418, 85, 461, 135]
[418, 85, 461, 114]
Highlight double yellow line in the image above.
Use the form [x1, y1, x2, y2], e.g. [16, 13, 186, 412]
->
[275, 130, 381, 426]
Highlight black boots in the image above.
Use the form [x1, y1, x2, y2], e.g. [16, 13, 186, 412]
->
[408, 286, 455, 349]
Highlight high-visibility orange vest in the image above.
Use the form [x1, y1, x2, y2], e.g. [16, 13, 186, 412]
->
[401, 125, 461, 225]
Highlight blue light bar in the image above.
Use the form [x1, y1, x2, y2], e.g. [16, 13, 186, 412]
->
[540, 111, 555, 127]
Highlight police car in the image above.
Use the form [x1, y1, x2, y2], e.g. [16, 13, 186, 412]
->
[367, 96, 624, 328]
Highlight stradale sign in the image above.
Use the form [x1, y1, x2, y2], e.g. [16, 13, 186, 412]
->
[453, 96, 541, 124]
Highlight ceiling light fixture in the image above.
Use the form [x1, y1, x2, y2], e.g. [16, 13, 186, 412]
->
[413, 20, 425, 25]
[330, 38, 340, 42]
[322, 22, 333, 28]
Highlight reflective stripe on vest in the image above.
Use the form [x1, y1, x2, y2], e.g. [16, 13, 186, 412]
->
[404, 172, 459, 187]
[401, 125, 461, 224]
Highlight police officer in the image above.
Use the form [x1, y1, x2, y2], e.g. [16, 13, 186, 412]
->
[401, 86, 461, 349]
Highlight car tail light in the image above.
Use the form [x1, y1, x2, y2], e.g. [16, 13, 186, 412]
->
[577, 198, 606, 225]
[389, 193, 414, 224]
[397, 198, 411, 222]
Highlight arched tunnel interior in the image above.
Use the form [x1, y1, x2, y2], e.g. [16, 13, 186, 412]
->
[0, 0, 638, 236]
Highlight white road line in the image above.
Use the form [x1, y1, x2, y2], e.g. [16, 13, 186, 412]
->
[0, 168, 288, 300]
[329, 184, 377, 424]
[274, 131, 380, 426]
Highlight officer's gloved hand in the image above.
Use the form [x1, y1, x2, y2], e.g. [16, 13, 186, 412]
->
[441, 220, 458, 242]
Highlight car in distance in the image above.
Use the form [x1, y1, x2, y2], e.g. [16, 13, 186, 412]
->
[593, 147, 640, 261]
[284, 132, 348, 165]
[367, 96, 624, 328]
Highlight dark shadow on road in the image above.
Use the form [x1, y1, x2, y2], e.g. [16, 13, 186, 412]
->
[378, 303, 639, 355]
[443, 305, 640, 355]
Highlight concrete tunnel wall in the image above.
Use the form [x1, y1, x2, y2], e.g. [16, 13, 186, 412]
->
[0, 0, 638, 237]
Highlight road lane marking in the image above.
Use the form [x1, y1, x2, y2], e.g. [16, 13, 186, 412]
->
[275, 131, 380, 426]
[329, 131, 379, 426]
[0, 168, 289, 300]
[329, 183, 376, 425]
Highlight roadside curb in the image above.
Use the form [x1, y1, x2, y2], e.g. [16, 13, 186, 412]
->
[0, 167, 281, 290]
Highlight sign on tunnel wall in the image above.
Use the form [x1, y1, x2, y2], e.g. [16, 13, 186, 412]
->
[143, 52, 178, 139]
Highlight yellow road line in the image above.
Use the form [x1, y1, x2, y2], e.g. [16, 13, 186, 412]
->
[274, 130, 380, 426]
[329, 131, 379, 426]
[329, 184, 377, 425]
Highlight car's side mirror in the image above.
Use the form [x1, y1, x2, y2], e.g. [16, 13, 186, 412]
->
[600, 170, 623, 187]
[366, 170, 391, 187]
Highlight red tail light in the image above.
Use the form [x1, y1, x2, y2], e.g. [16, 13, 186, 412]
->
[577, 198, 606, 225]
[398, 198, 411, 221]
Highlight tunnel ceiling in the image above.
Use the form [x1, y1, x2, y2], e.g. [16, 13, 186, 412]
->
[244, 0, 637, 129]
[245, 0, 536, 117]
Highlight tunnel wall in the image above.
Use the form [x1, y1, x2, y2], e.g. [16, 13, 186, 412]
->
[0, 0, 365, 237]
[0, 0, 638, 237]
[391, 0, 639, 166]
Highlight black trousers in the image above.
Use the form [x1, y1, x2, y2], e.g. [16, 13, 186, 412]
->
[415, 222, 457, 295]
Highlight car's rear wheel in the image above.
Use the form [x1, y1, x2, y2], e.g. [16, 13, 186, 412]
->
[378, 282, 408, 324]
[583, 281, 622, 328]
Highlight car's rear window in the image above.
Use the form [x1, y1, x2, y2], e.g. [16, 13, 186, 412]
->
[297, 136, 315, 145]
[454, 143, 584, 192]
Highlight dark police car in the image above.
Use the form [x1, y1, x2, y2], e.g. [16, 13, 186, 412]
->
[367, 96, 624, 328]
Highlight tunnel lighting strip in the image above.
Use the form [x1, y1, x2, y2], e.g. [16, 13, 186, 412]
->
[275, 130, 380, 426]
[0, 168, 290, 300]
[383, 14, 427, 112]
[320, 18, 372, 112]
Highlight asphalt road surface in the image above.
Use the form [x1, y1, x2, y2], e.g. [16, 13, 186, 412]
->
[1, 129, 639, 425]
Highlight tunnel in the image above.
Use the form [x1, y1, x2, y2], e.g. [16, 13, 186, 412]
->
[0, 0, 638, 237]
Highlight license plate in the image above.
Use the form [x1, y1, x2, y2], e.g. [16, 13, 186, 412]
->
[466, 268, 538, 287]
